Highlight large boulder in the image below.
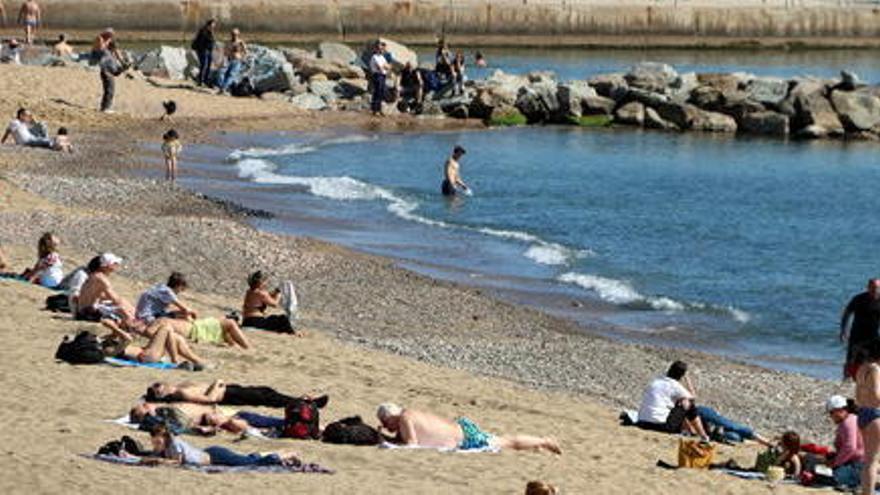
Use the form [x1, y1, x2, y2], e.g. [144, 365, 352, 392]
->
[242, 45, 296, 93]
[624, 62, 678, 94]
[791, 89, 844, 137]
[556, 81, 597, 120]
[289, 92, 328, 111]
[691, 109, 737, 133]
[614, 101, 645, 126]
[284, 49, 365, 81]
[668, 72, 698, 103]
[739, 111, 789, 136]
[336, 78, 368, 99]
[745, 77, 790, 107]
[588, 73, 628, 101]
[136, 46, 190, 80]
[581, 95, 616, 116]
[839, 70, 861, 91]
[308, 80, 338, 101]
[482, 70, 528, 99]
[515, 82, 559, 123]
[317, 42, 357, 66]
[624, 87, 670, 108]
[830, 89, 880, 132]
[469, 85, 519, 120]
[654, 101, 702, 129]
[359, 38, 417, 71]
[689, 85, 724, 110]
[696, 73, 743, 94]
[644, 107, 676, 130]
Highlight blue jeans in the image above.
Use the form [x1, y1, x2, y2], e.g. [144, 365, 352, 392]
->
[234, 411, 285, 429]
[696, 406, 755, 442]
[197, 49, 213, 86]
[219, 60, 242, 91]
[833, 462, 862, 488]
[204, 446, 282, 466]
[371, 73, 386, 113]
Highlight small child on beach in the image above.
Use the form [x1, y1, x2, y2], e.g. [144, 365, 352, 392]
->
[161, 129, 182, 182]
[774, 431, 802, 478]
[53, 127, 73, 153]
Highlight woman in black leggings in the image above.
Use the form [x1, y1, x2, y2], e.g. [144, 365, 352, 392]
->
[145, 379, 294, 408]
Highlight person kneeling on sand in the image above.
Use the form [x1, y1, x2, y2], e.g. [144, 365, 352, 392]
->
[144, 423, 303, 467]
[242, 270, 293, 333]
[375, 403, 561, 453]
[145, 379, 295, 408]
[823, 395, 864, 489]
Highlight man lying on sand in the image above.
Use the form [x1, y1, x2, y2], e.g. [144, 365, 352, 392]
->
[376, 403, 561, 453]
[145, 379, 295, 408]
[130, 402, 282, 435]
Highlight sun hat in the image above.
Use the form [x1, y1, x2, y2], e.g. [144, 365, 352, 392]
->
[377, 403, 403, 420]
[99, 252, 123, 267]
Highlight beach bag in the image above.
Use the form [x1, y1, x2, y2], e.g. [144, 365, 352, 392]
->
[97, 435, 146, 456]
[55, 330, 104, 364]
[282, 395, 328, 440]
[231, 77, 255, 97]
[677, 438, 715, 469]
[45, 293, 71, 313]
[754, 447, 778, 473]
[322, 416, 382, 446]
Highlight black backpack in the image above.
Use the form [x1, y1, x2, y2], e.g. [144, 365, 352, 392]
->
[55, 331, 105, 364]
[231, 77, 256, 97]
[45, 294, 71, 313]
[97, 435, 147, 457]
[322, 416, 382, 446]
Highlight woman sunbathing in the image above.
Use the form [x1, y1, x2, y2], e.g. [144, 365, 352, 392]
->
[241, 271, 294, 333]
[157, 315, 250, 349]
[145, 379, 295, 408]
[144, 423, 302, 467]
[130, 402, 282, 435]
[104, 320, 206, 370]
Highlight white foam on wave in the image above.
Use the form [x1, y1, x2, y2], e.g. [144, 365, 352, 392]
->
[557, 271, 750, 321]
[228, 134, 375, 161]
[478, 227, 591, 266]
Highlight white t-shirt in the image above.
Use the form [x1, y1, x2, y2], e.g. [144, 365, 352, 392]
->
[369, 53, 389, 75]
[637, 377, 693, 424]
[7, 119, 35, 145]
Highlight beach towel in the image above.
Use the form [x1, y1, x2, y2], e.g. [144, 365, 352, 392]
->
[103, 357, 181, 370]
[378, 442, 499, 454]
[85, 454, 334, 474]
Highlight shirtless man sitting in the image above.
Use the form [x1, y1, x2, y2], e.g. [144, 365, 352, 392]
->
[52, 33, 75, 58]
[376, 403, 561, 454]
[75, 252, 141, 338]
[145, 379, 295, 408]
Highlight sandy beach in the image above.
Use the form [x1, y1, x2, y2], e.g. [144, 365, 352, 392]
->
[0, 62, 853, 494]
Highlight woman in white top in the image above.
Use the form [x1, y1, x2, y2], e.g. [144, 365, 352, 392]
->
[22, 232, 64, 288]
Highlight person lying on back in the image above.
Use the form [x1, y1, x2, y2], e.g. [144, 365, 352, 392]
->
[145, 379, 295, 408]
[130, 402, 282, 435]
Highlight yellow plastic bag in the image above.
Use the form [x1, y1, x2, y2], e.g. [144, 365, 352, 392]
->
[677, 438, 715, 469]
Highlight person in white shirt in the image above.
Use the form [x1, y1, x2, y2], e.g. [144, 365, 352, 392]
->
[636, 361, 707, 438]
[368, 41, 391, 116]
[1, 108, 52, 148]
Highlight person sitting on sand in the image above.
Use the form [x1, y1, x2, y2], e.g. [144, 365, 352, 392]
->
[441, 145, 469, 197]
[375, 403, 561, 453]
[2, 108, 53, 148]
[20, 231, 64, 288]
[104, 319, 206, 370]
[0, 38, 21, 64]
[52, 33, 75, 58]
[76, 252, 141, 334]
[131, 402, 282, 435]
[773, 431, 802, 477]
[135, 271, 197, 324]
[145, 379, 296, 408]
[52, 127, 73, 153]
[144, 423, 303, 467]
[853, 338, 880, 495]
[636, 360, 709, 439]
[825, 395, 864, 488]
[241, 270, 293, 333]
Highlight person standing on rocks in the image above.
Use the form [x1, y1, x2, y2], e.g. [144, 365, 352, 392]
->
[841, 279, 880, 379]
[191, 18, 217, 87]
[17, 0, 40, 45]
[368, 41, 391, 116]
[217, 28, 247, 95]
[441, 145, 469, 197]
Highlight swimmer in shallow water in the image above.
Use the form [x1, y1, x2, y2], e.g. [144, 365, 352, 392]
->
[441, 145, 469, 197]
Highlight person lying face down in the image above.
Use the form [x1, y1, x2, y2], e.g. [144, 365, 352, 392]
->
[145, 379, 296, 408]
[375, 403, 561, 454]
[146, 423, 302, 467]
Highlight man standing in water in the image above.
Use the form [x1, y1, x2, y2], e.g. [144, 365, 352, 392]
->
[18, 0, 40, 45]
[441, 145, 469, 197]
[841, 278, 880, 378]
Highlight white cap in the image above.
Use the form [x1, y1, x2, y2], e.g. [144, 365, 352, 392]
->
[826, 395, 848, 412]
[99, 252, 123, 267]
[376, 403, 402, 420]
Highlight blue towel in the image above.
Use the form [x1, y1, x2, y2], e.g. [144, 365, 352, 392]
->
[103, 357, 180, 370]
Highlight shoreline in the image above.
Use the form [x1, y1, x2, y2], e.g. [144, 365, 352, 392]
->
[0, 62, 853, 493]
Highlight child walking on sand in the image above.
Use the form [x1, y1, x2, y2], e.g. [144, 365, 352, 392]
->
[161, 129, 182, 182]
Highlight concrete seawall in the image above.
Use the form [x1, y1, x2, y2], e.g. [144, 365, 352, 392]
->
[14, 0, 880, 44]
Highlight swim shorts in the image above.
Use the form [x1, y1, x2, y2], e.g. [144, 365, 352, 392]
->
[76, 302, 122, 323]
[441, 179, 456, 196]
[189, 317, 224, 345]
[456, 417, 493, 450]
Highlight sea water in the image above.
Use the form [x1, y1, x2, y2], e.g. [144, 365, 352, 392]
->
[181, 50, 880, 379]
